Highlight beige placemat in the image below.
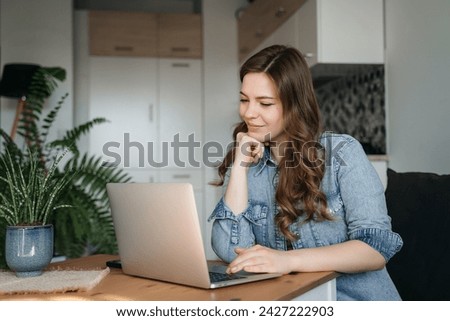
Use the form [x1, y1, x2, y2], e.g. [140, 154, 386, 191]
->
[0, 267, 110, 295]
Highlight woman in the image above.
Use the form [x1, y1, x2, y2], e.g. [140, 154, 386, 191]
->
[208, 45, 403, 300]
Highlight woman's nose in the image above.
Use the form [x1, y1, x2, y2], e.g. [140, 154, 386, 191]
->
[243, 101, 258, 119]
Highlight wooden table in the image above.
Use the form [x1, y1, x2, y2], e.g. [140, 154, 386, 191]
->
[0, 254, 338, 301]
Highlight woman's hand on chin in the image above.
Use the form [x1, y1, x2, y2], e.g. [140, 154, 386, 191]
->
[235, 132, 265, 167]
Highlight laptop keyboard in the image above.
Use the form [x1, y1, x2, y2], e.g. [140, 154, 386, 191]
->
[209, 271, 245, 283]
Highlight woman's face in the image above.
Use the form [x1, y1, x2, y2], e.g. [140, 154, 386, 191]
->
[239, 72, 286, 144]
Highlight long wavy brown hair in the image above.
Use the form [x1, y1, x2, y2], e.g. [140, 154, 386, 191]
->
[215, 45, 333, 241]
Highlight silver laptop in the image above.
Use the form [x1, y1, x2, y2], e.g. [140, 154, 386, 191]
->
[106, 182, 282, 289]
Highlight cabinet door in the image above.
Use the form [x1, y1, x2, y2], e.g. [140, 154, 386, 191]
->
[318, 0, 384, 64]
[158, 59, 203, 169]
[158, 13, 203, 59]
[89, 11, 158, 57]
[89, 57, 159, 169]
[297, 0, 384, 65]
[297, 0, 319, 66]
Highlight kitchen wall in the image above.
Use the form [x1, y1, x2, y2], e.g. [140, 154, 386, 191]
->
[385, 0, 450, 174]
[0, 0, 73, 143]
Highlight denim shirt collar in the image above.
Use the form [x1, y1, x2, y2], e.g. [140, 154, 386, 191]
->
[253, 147, 278, 176]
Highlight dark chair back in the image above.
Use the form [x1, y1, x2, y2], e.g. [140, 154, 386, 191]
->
[385, 168, 450, 300]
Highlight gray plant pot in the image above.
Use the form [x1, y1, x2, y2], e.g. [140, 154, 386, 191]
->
[5, 224, 54, 277]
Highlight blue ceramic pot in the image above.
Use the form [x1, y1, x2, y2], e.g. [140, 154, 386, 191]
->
[5, 224, 54, 277]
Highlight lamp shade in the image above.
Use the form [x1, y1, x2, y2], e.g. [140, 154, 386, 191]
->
[0, 63, 41, 99]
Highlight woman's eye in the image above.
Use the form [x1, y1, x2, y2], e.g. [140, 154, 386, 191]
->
[260, 102, 273, 107]
[240, 99, 249, 103]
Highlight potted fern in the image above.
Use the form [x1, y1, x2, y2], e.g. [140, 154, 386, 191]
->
[0, 148, 74, 277]
[0, 66, 130, 270]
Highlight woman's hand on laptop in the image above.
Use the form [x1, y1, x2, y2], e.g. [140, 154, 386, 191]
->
[226, 245, 295, 275]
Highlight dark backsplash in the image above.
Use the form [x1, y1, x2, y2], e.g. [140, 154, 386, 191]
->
[315, 65, 386, 155]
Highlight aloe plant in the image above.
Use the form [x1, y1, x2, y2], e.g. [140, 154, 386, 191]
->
[0, 66, 130, 268]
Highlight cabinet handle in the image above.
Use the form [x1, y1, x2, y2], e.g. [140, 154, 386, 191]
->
[303, 53, 314, 59]
[172, 63, 190, 68]
[149, 104, 154, 122]
[255, 29, 264, 38]
[172, 174, 191, 179]
[171, 47, 190, 52]
[275, 7, 286, 18]
[114, 46, 133, 52]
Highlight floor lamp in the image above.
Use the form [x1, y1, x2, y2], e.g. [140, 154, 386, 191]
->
[0, 63, 41, 140]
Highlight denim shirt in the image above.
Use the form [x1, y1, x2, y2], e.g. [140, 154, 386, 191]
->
[209, 132, 403, 301]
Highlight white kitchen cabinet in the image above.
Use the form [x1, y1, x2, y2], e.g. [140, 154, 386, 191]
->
[158, 58, 203, 169]
[88, 56, 159, 169]
[297, 0, 384, 66]
[251, 0, 384, 67]
[122, 168, 159, 183]
[157, 59, 204, 237]
[88, 57, 203, 171]
[87, 55, 204, 219]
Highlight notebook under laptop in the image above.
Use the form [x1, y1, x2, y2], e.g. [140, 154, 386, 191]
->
[106, 182, 282, 289]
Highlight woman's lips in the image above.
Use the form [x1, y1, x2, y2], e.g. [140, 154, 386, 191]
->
[247, 124, 264, 129]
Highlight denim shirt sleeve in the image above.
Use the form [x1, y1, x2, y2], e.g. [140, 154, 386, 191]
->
[208, 197, 257, 263]
[332, 136, 403, 262]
